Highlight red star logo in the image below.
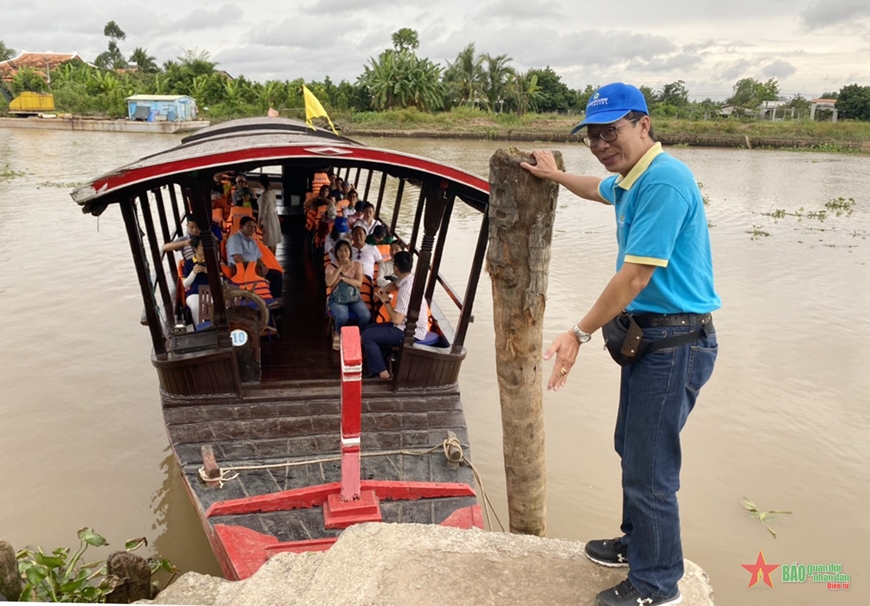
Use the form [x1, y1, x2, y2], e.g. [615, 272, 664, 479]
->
[742, 551, 780, 588]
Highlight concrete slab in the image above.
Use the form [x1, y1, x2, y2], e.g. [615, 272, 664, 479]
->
[142, 523, 715, 606]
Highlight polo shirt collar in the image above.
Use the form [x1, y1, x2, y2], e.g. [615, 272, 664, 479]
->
[616, 142, 663, 190]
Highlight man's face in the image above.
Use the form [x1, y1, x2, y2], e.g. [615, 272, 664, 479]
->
[241, 221, 256, 236]
[588, 116, 650, 177]
[188, 221, 201, 236]
[236, 177, 247, 188]
[351, 228, 365, 247]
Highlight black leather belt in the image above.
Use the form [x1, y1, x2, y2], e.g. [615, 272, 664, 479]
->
[632, 313, 713, 329]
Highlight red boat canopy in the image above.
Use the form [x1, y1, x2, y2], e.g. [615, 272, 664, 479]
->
[70, 117, 490, 215]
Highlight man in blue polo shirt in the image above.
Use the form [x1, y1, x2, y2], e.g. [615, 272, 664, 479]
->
[522, 83, 720, 606]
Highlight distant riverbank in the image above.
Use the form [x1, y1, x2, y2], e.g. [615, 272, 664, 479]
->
[337, 111, 870, 152]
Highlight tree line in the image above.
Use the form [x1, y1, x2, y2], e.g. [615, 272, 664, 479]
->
[2, 25, 870, 122]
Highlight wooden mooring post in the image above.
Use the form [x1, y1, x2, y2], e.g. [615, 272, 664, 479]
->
[487, 148, 562, 535]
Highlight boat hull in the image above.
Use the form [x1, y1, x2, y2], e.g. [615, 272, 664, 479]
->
[161, 382, 483, 579]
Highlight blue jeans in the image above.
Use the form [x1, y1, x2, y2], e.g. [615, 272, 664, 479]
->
[329, 299, 371, 334]
[361, 323, 404, 374]
[616, 322, 718, 600]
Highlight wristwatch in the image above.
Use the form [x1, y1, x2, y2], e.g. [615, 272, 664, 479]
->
[572, 324, 592, 344]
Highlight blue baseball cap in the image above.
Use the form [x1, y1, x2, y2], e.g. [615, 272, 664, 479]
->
[334, 216, 349, 233]
[571, 83, 649, 134]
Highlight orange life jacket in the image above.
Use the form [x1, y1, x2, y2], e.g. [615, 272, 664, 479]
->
[229, 262, 272, 301]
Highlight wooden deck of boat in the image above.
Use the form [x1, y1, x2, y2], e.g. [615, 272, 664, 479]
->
[259, 217, 342, 382]
[164, 380, 477, 543]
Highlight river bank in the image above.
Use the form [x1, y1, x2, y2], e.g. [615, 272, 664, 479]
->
[142, 524, 715, 606]
[338, 112, 870, 151]
[0, 116, 209, 134]
[6, 106, 867, 152]
[343, 126, 870, 151]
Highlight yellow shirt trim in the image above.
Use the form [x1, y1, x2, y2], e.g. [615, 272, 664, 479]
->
[616, 142, 664, 191]
[625, 254, 668, 268]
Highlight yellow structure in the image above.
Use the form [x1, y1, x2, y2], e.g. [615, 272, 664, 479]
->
[9, 91, 56, 114]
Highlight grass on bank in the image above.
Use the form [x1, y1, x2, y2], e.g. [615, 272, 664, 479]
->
[323, 107, 870, 145]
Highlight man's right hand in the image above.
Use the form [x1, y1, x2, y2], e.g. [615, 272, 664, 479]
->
[520, 150, 560, 180]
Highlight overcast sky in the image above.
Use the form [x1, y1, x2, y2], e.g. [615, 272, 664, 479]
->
[4, 0, 869, 101]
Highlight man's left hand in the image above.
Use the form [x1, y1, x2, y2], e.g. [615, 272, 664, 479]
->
[543, 331, 580, 391]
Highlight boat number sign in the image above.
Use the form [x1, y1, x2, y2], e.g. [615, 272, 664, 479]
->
[230, 329, 249, 347]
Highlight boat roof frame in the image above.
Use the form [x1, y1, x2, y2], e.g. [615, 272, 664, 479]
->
[71, 117, 490, 216]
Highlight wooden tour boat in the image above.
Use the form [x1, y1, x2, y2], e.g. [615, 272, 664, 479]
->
[71, 118, 492, 580]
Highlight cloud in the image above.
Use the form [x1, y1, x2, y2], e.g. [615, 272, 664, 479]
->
[762, 60, 797, 79]
[474, 0, 565, 21]
[718, 59, 755, 81]
[169, 4, 243, 32]
[628, 51, 705, 73]
[800, 0, 870, 29]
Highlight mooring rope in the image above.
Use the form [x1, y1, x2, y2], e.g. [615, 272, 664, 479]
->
[197, 436, 505, 532]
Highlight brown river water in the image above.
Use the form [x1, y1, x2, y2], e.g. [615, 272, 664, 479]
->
[1, 128, 868, 605]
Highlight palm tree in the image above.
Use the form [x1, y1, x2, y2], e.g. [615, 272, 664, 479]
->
[359, 50, 399, 110]
[129, 47, 158, 73]
[0, 41, 15, 61]
[259, 80, 286, 112]
[483, 53, 515, 111]
[360, 50, 444, 112]
[443, 44, 485, 108]
[512, 70, 542, 116]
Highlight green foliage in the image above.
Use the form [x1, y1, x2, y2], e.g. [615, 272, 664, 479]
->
[129, 48, 158, 73]
[481, 53, 514, 111]
[527, 67, 576, 113]
[103, 21, 126, 41]
[656, 80, 689, 106]
[11, 66, 49, 94]
[727, 77, 780, 108]
[747, 225, 771, 240]
[742, 497, 792, 538]
[94, 21, 128, 70]
[443, 43, 485, 108]
[0, 40, 15, 60]
[575, 84, 597, 111]
[16, 528, 177, 603]
[358, 36, 445, 111]
[638, 85, 656, 110]
[824, 196, 856, 216]
[391, 28, 419, 52]
[836, 84, 870, 121]
[1, 164, 26, 180]
[513, 70, 541, 117]
[784, 93, 811, 113]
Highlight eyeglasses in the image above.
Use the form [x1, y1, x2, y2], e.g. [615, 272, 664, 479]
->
[581, 117, 641, 148]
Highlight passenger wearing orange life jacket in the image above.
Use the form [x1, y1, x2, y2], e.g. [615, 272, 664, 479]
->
[376, 239, 406, 289]
[227, 216, 283, 305]
[228, 260, 273, 302]
[361, 251, 429, 380]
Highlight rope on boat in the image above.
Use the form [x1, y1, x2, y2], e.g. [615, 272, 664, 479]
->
[196, 436, 505, 532]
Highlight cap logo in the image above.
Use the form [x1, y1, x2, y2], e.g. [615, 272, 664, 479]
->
[588, 96, 609, 108]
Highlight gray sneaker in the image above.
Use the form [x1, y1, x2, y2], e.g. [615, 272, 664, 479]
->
[585, 537, 629, 567]
[595, 579, 682, 606]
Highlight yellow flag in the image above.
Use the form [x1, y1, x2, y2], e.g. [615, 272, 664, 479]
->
[302, 84, 338, 135]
